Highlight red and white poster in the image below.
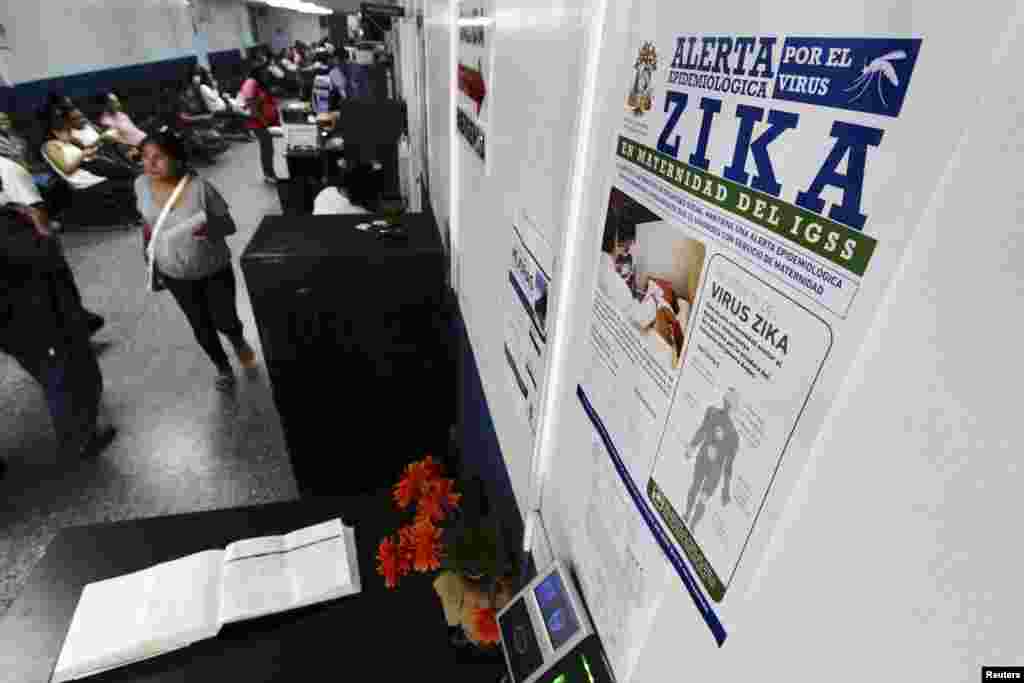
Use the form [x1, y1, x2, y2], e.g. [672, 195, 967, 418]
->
[455, 0, 494, 170]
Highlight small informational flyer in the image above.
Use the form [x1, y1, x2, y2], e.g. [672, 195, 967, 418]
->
[572, 436, 669, 683]
[647, 255, 831, 603]
[455, 0, 493, 168]
[505, 219, 552, 436]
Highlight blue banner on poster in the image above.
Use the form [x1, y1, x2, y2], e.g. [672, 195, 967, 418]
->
[577, 386, 728, 647]
[772, 37, 922, 117]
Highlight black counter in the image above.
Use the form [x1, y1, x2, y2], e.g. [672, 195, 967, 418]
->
[241, 213, 452, 496]
[0, 492, 507, 683]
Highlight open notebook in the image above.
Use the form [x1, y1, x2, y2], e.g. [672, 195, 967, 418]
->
[52, 518, 360, 683]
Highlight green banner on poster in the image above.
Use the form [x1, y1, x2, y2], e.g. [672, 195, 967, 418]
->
[616, 136, 877, 277]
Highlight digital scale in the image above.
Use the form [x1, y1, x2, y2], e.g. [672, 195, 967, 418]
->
[497, 561, 615, 683]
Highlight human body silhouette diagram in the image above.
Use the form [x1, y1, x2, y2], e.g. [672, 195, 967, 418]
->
[684, 389, 741, 532]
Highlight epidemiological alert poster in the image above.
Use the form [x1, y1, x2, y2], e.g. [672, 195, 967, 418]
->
[574, 2, 955, 657]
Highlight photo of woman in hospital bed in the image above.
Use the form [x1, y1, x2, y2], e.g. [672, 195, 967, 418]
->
[598, 190, 707, 369]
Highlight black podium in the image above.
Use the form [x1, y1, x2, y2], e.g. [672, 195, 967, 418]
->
[241, 213, 452, 496]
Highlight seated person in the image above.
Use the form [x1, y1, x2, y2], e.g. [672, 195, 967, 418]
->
[280, 49, 299, 73]
[43, 109, 141, 225]
[196, 66, 249, 116]
[267, 54, 287, 80]
[0, 110, 56, 193]
[95, 93, 147, 148]
[179, 69, 216, 126]
[313, 161, 384, 215]
[66, 108, 138, 178]
[184, 67, 250, 142]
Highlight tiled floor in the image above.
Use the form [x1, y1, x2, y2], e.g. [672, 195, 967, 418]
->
[0, 134, 299, 616]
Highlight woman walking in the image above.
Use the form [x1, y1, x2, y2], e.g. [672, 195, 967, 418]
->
[238, 63, 280, 184]
[135, 128, 258, 391]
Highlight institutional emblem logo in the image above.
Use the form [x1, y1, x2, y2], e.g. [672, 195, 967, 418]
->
[627, 42, 658, 116]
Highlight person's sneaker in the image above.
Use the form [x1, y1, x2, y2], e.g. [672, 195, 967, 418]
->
[81, 426, 117, 460]
[235, 341, 258, 370]
[263, 176, 278, 185]
[215, 370, 237, 393]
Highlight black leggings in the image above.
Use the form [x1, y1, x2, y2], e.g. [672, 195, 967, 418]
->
[254, 127, 276, 179]
[5, 315, 103, 458]
[162, 265, 246, 372]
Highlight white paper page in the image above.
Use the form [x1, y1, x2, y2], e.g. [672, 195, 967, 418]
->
[218, 535, 295, 625]
[285, 521, 360, 607]
[53, 550, 224, 683]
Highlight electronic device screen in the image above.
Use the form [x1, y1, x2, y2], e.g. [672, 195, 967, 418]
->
[499, 596, 544, 683]
[533, 571, 580, 651]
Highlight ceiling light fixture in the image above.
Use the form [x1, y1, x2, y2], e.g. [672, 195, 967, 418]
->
[261, 0, 333, 15]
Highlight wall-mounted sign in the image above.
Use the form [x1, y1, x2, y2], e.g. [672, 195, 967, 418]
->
[576, 5, 936, 661]
[455, 0, 493, 170]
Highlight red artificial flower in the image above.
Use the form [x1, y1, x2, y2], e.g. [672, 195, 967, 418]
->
[419, 454, 443, 480]
[376, 535, 409, 589]
[393, 455, 445, 510]
[415, 477, 461, 525]
[470, 607, 501, 645]
[393, 473, 417, 510]
[397, 524, 417, 564]
[409, 518, 443, 573]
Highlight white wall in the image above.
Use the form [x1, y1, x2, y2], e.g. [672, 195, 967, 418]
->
[423, 0, 452, 243]
[453, 0, 602, 519]
[201, 0, 251, 54]
[529, 1, 1024, 682]
[0, 0, 194, 83]
[252, 5, 325, 52]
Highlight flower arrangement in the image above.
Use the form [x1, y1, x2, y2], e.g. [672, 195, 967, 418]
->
[376, 455, 518, 649]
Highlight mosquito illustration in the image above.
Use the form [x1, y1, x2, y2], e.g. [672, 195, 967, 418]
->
[844, 50, 907, 108]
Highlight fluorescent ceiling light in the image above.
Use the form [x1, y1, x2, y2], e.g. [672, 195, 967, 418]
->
[261, 0, 333, 14]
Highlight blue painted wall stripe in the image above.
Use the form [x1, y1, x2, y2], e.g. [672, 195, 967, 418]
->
[0, 55, 199, 114]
